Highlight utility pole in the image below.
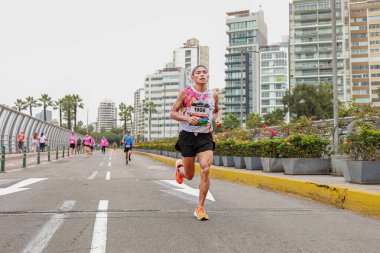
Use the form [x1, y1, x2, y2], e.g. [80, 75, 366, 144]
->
[332, 0, 339, 153]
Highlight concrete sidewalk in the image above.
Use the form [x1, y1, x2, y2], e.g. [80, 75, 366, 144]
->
[137, 151, 380, 219]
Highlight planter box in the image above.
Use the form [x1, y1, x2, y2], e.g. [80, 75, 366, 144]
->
[260, 158, 284, 173]
[222, 156, 235, 167]
[244, 157, 263, 170]
[331, 155, 349, 176]
[282, 158, 331, 175]
[213, 155, 223, 166]
[233, 157, 246, 169]
[162, 151, 168, 157]
[344, 160, 380, 184]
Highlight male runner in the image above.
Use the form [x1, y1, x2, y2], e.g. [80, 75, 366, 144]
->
[123, 131, 133, 164]
[170, 65, 222, 220]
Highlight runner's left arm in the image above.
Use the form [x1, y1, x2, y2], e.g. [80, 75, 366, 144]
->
[213, 91, 222, 128]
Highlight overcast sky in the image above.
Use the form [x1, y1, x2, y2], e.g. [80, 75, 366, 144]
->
[0, 0, 291, 123]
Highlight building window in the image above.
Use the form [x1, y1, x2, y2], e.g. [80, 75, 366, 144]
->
[185, 50, 191, 57]
[262, 92, 270, 98]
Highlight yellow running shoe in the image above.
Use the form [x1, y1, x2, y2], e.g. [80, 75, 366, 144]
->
[194, 206, 209, 220]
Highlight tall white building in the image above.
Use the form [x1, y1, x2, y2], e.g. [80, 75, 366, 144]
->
[173, 38, 209, 71]
[96, 99, 117, 132]
[144, 66, 192, 140]
[225, 10, 268, 121]
[133, 88, 145, 142]
[259, 41, 290, 122]
[289, 0, 351, 102]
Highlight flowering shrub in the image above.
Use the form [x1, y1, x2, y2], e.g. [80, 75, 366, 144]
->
[278, 134, 330, 158]
[256, 139, 284, 158]
[339, 127, 380, 161]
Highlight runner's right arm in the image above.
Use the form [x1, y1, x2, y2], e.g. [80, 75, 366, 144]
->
[170, 90, 200, 125]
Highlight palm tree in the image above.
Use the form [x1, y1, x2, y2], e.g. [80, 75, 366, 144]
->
[53, 99, 64, 127]
[126, 105, 134, 135]
[62, 95, 75, 130]
[38, 94, 54, 121]
[13, 99, 27, 112]
[25, 96, 40, 116]
[119, 102, 128, 133]
[72, 94, 84, 131]
[143, 101, 157, 141]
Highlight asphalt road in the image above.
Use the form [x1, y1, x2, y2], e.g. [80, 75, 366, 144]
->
[0, 150, 379, 253]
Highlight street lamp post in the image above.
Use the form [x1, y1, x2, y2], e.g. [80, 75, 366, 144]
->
[332, 0, 339, 153]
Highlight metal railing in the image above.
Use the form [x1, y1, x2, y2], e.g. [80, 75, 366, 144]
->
[0, 104, 83, 154]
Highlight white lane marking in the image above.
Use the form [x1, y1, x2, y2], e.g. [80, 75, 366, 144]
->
[0, 178, 48, 196]
[7, 169, 23, 173]
[22, 200, 76, 253]
[160, 180, 215, 202]
[99, 162, 103, 166]
[108, 162, 111, 167]
[106, 172, 110, 180]
[88, 172, 98, 180]
[91, 200, 108, 253]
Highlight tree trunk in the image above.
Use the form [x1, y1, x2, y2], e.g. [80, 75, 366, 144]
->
[59, 107, 62, 127]
[67, 106, 72, 130]
[148, 111, 151, 141]
[74, 105, 77, 131]
[124, 119, 126, 133]
[29, 106, 32, 116]
[44, 105, 47, 121]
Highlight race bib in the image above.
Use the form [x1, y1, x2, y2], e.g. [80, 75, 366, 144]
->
[189, 103, 210, 126]
[125, 144, 131, 148]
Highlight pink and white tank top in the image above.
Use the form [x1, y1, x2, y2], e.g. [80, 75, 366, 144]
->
[179, 86, 215, 133]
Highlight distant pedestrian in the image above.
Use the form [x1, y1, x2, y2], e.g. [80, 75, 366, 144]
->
[31, 132, 38, 153]
[90, 136, 95, 155]
[68, 133, 77, 158]
[113, 141, 117, 150]
[100, 136, 109, 154]
[17, 131, 25, 153]
[77, 138, 82, 153]
[83, 133, 91, 158]
[39, 133, 47, 152]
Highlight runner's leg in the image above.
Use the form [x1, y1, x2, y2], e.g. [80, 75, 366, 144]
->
[197, 150, 213, 208]
[181, 157, 195, 180]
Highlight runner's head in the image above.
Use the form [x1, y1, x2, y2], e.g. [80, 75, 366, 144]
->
[85, 133, 88, 137]
[126, 130, 130, 136]
[191, 65, 209, 85]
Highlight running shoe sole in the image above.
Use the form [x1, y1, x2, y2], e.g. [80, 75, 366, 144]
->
[194, 211, 209, 220]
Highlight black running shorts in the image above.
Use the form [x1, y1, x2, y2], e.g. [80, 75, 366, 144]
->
[175, 130, 215, 157]
[70, 144, 75, 149]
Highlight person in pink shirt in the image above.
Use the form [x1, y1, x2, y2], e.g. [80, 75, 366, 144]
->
[100, 136, 109, 154]
[89, 136, 95, 155]
[17, 131, 25, 153]
[83, 133, 91, 158]
[68, 133, 77, 158]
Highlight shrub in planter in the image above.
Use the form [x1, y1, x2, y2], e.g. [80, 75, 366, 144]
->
[339, 127, 380, 184]
[257, 139, 284, 172]
[240, 141, 262, 170]
[278, 134, 331, 175]
[216, 140, 235, 167]
[230, 141, 247, 169]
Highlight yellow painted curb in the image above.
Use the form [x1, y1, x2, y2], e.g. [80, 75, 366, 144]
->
[137, 152, 380, 219]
